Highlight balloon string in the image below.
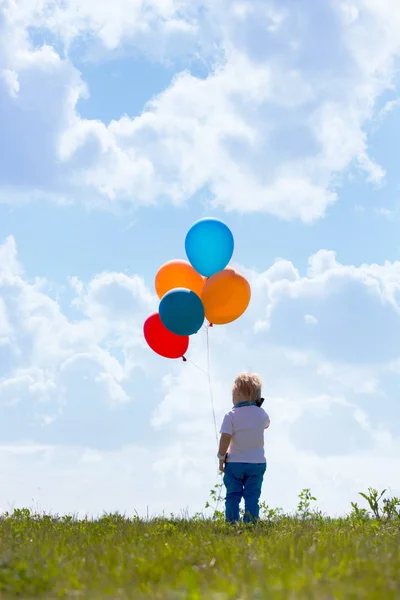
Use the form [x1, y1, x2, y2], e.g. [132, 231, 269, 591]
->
[205, 325, 223, 515]
[185, 359, 208, 376]
[185, 327, 219, 447]
[186, 325, 221, 515]
[206, 325, 219, 448]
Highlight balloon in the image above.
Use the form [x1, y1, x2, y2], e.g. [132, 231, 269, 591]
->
[159, 288, 205, 336]
[155, 259, 205, 300]
[143, 313, 189, 359]
[185, 218, 234, 277]
[201, 268, 251, 325]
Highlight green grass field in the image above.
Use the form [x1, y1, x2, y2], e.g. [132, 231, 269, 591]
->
[0, 487, 399, 599]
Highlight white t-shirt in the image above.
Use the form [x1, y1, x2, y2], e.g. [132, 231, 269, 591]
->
[220, 405, 270, 463]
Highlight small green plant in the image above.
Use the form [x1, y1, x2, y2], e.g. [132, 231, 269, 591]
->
[8, 508, 32, 521]
[358, 488, 400, 521]
[383, 495, 400, 521]
[359, 488, 387, 520]
[205, 479, 225, 521]
[259, 502, 284, 522]
[297, 488, 318, 519]
[348, 501, 370, 522]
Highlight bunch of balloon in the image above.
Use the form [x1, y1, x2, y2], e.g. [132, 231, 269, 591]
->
[143, 218, 251, 361]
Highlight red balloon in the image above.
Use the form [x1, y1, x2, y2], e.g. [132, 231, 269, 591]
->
[143, 313, 189, 360]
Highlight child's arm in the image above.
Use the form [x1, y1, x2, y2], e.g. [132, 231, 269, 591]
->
[218, 433, 232, 472]
[218, 412, 233, 471]
[218, 433, 231, 456]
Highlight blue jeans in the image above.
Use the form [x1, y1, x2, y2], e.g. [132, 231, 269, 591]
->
[223, 462, 267, 523]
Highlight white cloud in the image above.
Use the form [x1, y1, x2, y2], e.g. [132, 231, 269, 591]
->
[0, 297, 13, 344]
[72, 271, 156, 332]
[1, 68, 19, 97]
[304, 314, 318, 326]
[375, 207, 395, 219]
[0, 236, 158, 447]
[25, 0, 199, 55]
[249, 250, 400, 349]
[1, 0, 400, 218]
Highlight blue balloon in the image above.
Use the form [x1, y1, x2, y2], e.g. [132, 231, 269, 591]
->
[159, 288, 205, 336]
[185, 218, 234, 277]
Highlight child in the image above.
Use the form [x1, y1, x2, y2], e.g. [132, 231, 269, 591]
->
[217, 372, 270, 523]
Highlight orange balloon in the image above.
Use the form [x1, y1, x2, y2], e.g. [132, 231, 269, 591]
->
[201, 268, 251, 325]
[155, 260, 205, 299]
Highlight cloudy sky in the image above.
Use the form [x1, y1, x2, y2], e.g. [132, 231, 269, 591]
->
[1, 0, 400, 518]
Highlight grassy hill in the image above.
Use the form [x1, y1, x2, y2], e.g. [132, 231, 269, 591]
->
[0, 487, 399, 599]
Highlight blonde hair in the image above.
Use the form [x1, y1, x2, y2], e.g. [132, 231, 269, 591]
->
[232, 372, 262, 402]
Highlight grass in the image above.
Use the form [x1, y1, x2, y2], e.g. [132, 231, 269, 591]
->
[0, 486, 399, 599]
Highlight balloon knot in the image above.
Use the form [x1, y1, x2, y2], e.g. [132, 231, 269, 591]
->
[182, 356, 187, 362]
[209, 322, 213, 327]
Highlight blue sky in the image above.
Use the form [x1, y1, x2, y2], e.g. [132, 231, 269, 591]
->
[1, 0, 400, 517]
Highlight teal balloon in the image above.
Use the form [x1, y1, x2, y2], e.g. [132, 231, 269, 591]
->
[185, 218, 234, 277]
[159, 288, 205, 336]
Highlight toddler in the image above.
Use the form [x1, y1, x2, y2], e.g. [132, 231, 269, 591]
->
[217, 372, 270, 523]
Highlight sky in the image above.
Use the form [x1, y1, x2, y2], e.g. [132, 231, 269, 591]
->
[1, 0, 400, 518]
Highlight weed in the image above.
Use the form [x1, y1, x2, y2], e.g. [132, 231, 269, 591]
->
[357, 487, 400, 521]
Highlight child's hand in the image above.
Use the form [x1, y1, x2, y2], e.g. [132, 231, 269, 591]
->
[219, 459, 225, 472]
